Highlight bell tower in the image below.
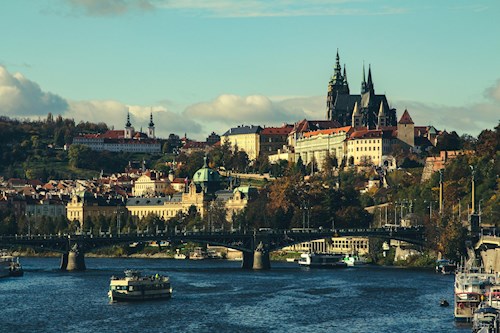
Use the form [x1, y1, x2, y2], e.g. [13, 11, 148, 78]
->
[147, 111, 155, 139]
[124, 112, 134, 139]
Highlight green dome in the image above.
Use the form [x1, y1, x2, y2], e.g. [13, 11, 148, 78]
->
[192, 156, 220, 193]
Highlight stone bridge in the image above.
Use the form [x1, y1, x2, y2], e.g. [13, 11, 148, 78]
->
[0, 226, 425, 271]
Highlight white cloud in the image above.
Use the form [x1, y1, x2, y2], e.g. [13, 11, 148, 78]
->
[60, 0, 407, 17]
[66, 100, 202, 138]
[0, 66, 68, 117]
[393, 98, 499, 136]
[183, 94, 326, 135]
[392, 80, 500, 136]
[157, 0, 408, 17]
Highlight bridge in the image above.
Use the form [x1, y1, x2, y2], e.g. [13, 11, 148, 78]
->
[0, 226, 425, 270]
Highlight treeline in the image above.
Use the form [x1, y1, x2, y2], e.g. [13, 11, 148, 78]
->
[0, 114, 109, 179]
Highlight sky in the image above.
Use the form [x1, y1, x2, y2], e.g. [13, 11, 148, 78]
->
[0, 0, 499, 140]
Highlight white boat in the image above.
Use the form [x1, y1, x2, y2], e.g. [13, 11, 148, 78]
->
[108, 270, 172, 302]
[0, 251, 23, 278]
[342, 254, 368, 267]
[173, 249, 187, 260]
[298, 252, 347, 268]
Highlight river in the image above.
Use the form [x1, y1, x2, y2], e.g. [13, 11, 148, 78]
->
[0, 257, 468, 333]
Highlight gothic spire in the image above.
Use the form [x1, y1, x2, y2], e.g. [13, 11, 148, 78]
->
[367, 64, 374, 93]
[343, 64, 348, 85]
[361, 62, 367, 94]
[331, 49, 343, 84]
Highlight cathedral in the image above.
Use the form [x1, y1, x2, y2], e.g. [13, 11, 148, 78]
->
[326, 51, 397, 129]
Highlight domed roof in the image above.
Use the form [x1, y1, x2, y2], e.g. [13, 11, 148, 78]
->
[192, 156, 220, 193]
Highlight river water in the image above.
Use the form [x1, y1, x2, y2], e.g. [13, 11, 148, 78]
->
[0, 257, 468, 333]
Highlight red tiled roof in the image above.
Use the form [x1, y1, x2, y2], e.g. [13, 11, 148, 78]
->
[349, 129, 394, 139]
[293, 119, 341, 133]
[398, 110, 414, 124]
[260, 125, 293, 135]
[303, 126, 353, 138]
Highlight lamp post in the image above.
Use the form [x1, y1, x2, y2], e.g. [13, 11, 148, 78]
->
[470, 165, 476, 214]
[438, 170, 444, 215]
[458, 199, 461, 222]
[394, 201, 397, 225]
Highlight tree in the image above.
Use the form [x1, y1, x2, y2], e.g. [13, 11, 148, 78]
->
[207, 200, 228, 231]
[322, 151, 338, 177]
[68, 144, 92, 168]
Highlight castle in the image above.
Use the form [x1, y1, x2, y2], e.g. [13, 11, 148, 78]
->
[326, 51, 397, 129]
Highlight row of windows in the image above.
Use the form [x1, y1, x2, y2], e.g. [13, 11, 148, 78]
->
[350, 146, 380, 152]
[349, 139, 381, 145]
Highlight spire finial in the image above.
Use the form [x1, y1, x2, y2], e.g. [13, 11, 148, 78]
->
[126, 111, 131, 127]
[149, 109, 154, 127]
[332, 49, 343, 84]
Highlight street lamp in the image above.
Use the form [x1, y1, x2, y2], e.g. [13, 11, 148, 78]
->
[470, 165, 476, 214]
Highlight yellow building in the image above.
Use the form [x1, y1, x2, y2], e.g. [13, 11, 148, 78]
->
[132, 171, 170, 197]
[346, 129, 395, 166]
[66, 191, 125, 228]
[222, 125, 262, 160]
[294, 126, 352, 170]
[126, 158, 254, 224]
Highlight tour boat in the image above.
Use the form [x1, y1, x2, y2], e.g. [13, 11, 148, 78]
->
[298, 252, 347, 268]
[108, 270, 172, 302]
[0, 251, 24, 278]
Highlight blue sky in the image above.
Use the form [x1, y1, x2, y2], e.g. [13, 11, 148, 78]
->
[1, 0, 499, 140]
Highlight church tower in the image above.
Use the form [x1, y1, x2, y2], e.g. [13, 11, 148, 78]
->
[326, 50, 350, 120]
[147, 111, 155, 139]
[124, 112, 134, 139]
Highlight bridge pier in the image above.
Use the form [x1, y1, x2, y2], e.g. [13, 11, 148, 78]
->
[241, 251, 254, 269]
[60, 244, 86, 271]
[252, 242, 270, 270]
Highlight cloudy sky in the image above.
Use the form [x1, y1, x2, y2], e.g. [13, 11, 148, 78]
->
[1, 0, 499, 140]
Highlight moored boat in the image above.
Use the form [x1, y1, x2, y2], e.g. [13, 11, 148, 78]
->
[174, 249, 187, 260]
[189, 247, 207, 260]
[454, 256, 497, 322]
[108, 270, 172, 302]
[435, 259, 457, 275]
[472, 303, 500, 333]
[342, 254, 368, 267]
[0, 251, 23, 278]
[298, 252, 347, 268]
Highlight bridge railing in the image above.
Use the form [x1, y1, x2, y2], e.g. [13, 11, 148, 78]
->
[0, 225, 425, 241]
